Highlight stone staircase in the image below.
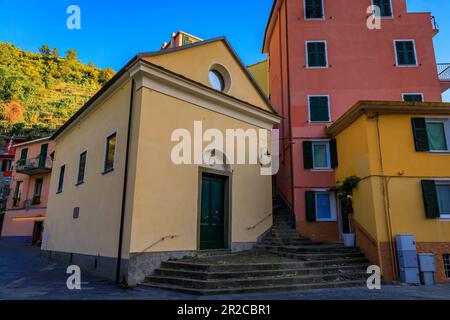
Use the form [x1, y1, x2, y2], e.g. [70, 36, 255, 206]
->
[141, 197, 370, 295]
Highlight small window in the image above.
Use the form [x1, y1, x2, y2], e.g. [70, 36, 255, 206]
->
[403, 94, 423, 102]
[426, 120, 449, 152]
[305, 0, 324, 19]
[306, 191, 337, 222]
[394, 40, 417, 66]
[104, 133, 117, 174]
[436, 182, 450, 218]
[18, 148, 28, 166]
[372, 0, 392, 17]
[312, 141, 331, 169]
[309, 96, 330, 122]
[77, 151, 87, 185]
[209, 70, 225, 92]
[306, 41, 327, 68]
[32, 178, 43, 205]
[13, 181, 23, 207]
[444, 254, 450, 279]
[57, 165, 65, 193]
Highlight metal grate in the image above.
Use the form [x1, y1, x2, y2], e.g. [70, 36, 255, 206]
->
[444, 254, 450, 279]
[438, 63, 450, 82]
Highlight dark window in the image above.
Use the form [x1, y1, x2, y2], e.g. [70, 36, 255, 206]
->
[77, 151, 87, 185]
[13, 181, 23, 207]
[372, 0, 392, 17]
[39, 143, 48, 168]
[57, 165, 65, 193]
[395, 41, 417, 66]
[1, 160, 6, 172]
[104, 133, 117, 173]
[32, 178, 43, 205]
[18, 148, 28, 166]
[307, 42, 327, 67]
[444, 254, 450, 279]
[309, 96, 330, 122]
[305, 0, 324, 19]
[403, 94, 423, 102]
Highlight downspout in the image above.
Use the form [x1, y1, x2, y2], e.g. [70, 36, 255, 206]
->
[115, 79, 135, 285]
[374, 113, 398, 280]
[284, 1, 296, 229]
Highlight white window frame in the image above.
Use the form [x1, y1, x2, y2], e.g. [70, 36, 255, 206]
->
[435, 180, 450, 219]
[304, 0, 325, 21]
[402, 93, 424, 102]
[425, 118, 450, 153]
[308, 95, 331, 123]
[393, 39, 419, 67]
[311, 140, 331, 170]
[371, 0, 394, 18]
[103, 129, 118, 174]
[313, 190, 337, 222]
[305, 40, 328, 69]
[443, 254, 450, 279]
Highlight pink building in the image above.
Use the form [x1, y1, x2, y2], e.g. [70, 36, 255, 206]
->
[263, 0, 448, 242]
[1, 137, 54, 245]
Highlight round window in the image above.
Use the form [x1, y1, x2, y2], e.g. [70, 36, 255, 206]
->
[208, 70, 225, 92]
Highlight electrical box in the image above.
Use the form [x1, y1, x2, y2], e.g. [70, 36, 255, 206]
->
[396, 234, 416, 251]
[397, 251, 419, 268]
[417, 254, 436, 272]
[399, 267, 420, 284]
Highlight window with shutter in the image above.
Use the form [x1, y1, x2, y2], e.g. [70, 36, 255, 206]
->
[305, 0, 324, 19]
[372, 0, 392, 17]
[305, 191, 337, 222]
[411, 118, 430, 152]
[394, 40, 417, 66]
[425, 120, 449, 152]
[306, 41, 327, 68]
[436, 181, 450, 219]
[308, 96, 330, 122]
[303, 141, 313, 169]
[421, 180, 440, 219]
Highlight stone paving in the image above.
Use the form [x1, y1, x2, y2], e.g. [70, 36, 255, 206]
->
[1, 241, 450, 300]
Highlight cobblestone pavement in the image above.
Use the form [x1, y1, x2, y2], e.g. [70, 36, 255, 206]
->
[1, 241, 450, 300]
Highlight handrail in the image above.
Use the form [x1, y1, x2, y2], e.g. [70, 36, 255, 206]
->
[137, 235, 179, 254]
[16, 155, 53, 171]
[246, 212, 273, 230]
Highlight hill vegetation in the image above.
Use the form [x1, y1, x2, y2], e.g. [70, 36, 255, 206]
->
[0, 41, 115, 138]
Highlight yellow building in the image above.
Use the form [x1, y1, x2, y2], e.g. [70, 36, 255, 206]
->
[327, 101, 450, 283]
[247, 60, 269, 95]
[42, 33, 280, 285]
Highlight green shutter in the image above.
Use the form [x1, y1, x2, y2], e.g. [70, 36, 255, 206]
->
[20, 148, 28, 160]
[303, 141, 313, 169]
[330, 139, 338, 168]
[421, 180, 440, 219]
[305, 191, 316, 222]
[309, 96, 330, 122]
[411, 118, 430, 152]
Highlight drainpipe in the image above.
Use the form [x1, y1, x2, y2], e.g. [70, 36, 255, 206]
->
[284, 1, 296, 229]
[115, 79, 135, 285]
[374, 113, 398, 280]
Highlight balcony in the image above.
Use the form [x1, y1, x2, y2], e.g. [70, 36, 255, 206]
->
[16, 155, 52, 175]
[438, 63, 450, 93]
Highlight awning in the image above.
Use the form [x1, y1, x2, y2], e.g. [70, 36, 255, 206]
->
[12, 216, 46, 222]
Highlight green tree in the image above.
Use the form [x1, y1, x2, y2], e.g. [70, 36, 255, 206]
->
[39, 44, 51, 56]
[65, 49, 78, 61]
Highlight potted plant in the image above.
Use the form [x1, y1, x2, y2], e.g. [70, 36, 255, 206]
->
[337, 176, 360, 247]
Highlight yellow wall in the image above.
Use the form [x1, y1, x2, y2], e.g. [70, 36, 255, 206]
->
[248, 60, 269, 96]
[144, 40, 271, 112]
[335, 112, 450, 243]
[42, 80, 136, 258]
[128, 87, 273, 253]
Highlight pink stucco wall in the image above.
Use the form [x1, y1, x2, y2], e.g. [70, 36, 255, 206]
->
[267, 0, 443, 241]
[1, 139, 54, 242]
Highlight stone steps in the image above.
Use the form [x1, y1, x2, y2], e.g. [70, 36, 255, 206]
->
[144, 271, 368, 290]
[141, 279, 366, 296]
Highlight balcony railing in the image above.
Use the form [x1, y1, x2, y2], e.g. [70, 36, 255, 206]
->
[438, 63, 450, 82]
[16, 155, 52, 175]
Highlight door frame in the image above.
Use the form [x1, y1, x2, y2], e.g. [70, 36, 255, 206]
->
[197, 167, 232, 251]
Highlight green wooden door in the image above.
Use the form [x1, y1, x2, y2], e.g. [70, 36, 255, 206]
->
[200, 176, 226, 250]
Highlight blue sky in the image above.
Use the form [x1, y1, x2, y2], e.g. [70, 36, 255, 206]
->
[0, 0, 449, 99]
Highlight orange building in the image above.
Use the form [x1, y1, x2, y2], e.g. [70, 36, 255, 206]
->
[1, 137, 54, 245]
[263, 0, 447, 243]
